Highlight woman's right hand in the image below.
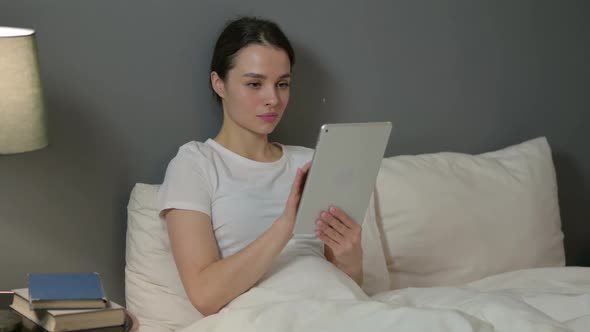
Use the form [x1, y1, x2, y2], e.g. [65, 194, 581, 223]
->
[277, 161, 312, 233]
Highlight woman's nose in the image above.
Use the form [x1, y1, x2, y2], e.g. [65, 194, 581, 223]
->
[264, 86, 279, 106]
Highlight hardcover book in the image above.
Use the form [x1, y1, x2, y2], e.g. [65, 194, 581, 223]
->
[27, 272, 107, 309]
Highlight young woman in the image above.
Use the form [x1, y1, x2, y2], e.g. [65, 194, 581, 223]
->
[158, 16, 363, 317]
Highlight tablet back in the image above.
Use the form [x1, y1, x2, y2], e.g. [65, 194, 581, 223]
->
[294, 122, 392, 235]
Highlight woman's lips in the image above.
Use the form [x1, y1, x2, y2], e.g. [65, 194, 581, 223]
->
[257, 113, 279, 123]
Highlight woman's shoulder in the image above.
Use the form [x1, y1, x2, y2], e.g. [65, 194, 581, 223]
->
[170, 140, 217, 168]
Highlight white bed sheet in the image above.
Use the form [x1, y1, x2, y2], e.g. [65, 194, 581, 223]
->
[175, 249, 590, 332]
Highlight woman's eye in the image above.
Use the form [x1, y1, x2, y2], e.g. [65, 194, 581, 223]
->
[278, 82, 290, 89]
[247, 82, 261, 88]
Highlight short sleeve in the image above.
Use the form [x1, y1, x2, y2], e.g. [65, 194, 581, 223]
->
[157, 146, 213, 218]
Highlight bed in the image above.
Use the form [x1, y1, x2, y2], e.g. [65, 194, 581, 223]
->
[125, 137, 590, 332]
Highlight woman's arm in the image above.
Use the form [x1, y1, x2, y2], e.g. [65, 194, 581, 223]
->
[165, 209, 293, 316]
[164, 163, 311, 316]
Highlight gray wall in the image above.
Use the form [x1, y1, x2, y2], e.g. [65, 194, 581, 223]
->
[1, 0, 588, 305]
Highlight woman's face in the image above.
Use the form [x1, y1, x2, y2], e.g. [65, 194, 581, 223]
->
[212, 44, 292, 136]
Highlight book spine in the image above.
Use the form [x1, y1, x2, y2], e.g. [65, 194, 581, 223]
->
[25, 272, 34, 310]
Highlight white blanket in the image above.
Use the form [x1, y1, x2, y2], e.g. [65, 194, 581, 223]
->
[176, 249, 590, 332]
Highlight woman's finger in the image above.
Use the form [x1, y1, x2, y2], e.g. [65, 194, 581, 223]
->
[317, 220, 344, 243]
[316, 230, 339, 248]
[301, 161, 311, 172]
[320, 211, 348, 236]
[301, 161, 312, 173]
[285, 168, 304, 212]
[289, 169, 301, 195]
[328, 206, 357, 229]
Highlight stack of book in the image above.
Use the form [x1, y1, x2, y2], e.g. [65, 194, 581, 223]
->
[9, 272, 126, 331]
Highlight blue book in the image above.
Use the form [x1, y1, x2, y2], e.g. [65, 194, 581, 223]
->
[27, 272, 107, 309]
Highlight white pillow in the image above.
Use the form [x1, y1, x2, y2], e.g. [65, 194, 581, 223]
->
[125, 183, 202, 332]
[374, 137, 565, 290]
[125, 183, 390, 330]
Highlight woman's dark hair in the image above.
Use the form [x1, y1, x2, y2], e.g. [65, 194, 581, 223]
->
[210, 16, 295, 104]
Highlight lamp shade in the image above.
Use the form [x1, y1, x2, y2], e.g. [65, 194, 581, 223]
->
[0, 26, 48, 154]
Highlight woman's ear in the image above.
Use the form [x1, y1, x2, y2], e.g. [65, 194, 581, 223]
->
[211, 71, 226, 99]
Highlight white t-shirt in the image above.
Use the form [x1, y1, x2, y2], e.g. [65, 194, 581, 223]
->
[158, 138, 322, 258]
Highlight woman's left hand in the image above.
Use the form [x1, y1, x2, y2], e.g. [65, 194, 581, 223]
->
[315, 206, 363, 285]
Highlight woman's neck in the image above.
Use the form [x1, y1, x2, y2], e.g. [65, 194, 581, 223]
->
[214, 123, 282, 163]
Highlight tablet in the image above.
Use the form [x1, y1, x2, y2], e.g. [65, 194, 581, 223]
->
[294, 122, 392, 235]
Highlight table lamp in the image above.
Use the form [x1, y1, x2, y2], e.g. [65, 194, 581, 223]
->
[0, 26, 48, 154]
[0, 26, 48, 331]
